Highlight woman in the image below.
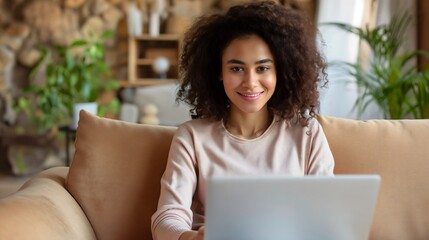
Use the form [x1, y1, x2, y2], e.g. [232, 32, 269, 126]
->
[151, 1, 334, 240]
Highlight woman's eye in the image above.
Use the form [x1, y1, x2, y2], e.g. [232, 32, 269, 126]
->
[231, 67, 243, 72]
[257, 66, 269, 72]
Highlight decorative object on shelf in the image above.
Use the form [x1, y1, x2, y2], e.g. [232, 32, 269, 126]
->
[152, 56, 170, 79]
[127, 2, 143, 36]
[149, 12, 161, 36]
[140, 103, 160, 125]
[148, 0, 168, 36]
[326, 11, 429, 119]
[133, 83, 191, 125]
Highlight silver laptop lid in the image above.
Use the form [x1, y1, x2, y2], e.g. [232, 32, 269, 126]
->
[205, 175, 380, 240]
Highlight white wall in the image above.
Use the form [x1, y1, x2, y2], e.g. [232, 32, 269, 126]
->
[317, 0, 382, 119]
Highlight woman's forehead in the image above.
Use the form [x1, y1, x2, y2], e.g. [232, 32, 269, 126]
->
[222, 35, 274, 62]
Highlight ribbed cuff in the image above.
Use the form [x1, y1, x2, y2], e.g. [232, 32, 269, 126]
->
[153, 219, 190, 240]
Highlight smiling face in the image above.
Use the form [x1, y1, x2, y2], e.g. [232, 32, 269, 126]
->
[221, 35, 277, 117]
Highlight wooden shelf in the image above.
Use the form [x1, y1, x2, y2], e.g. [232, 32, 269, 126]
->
[134, 34, 181, 41]
[128, 34, 181, 84]
[119, 79, 179, 88]
[136, 58, 178, 66]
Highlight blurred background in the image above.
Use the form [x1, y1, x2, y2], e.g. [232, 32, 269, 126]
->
[0, 0, 428, 193]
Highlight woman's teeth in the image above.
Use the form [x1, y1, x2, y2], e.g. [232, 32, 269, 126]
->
[239, 92, 262, 97]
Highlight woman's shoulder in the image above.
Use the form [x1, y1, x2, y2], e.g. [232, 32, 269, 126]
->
[275, 115, 321, 133]
[179, 117, 217, 127]
[177, 117, 221, 133]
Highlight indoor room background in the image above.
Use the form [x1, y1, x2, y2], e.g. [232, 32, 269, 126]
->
[0, 0, 428, 189]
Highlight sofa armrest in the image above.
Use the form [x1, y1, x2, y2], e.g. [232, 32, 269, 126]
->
[0, 167, 96, 240]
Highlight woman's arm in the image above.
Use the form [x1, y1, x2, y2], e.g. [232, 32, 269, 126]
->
[307, 120, 335, 175]
[151, 125, 199, 240]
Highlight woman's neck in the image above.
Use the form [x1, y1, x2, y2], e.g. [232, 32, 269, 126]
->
[224, 108, 273, 139]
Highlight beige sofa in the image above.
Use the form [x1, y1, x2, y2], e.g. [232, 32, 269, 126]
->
[0, 110, 428, 240]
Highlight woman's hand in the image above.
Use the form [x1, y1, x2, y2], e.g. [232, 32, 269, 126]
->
[179, 226, 205, 240]
[193, 226, 205, 240]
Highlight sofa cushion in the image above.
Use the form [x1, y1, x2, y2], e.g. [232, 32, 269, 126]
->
[318, 115, 429, 240]
[66, 110, 177, 240]
[0, 167, 96, 240]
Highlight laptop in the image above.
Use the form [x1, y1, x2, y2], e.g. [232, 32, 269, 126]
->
[205, 175, 380, 240]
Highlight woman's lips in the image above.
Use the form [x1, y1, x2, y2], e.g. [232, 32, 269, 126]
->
[237, 91, 263, 100]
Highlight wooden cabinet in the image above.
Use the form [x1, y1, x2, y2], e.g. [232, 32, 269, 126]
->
[127, 34, 181, 87]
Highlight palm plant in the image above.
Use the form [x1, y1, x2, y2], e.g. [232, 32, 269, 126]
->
[326, 11, 429, 119]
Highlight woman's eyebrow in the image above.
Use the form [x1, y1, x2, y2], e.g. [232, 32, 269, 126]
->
[255, 59, 274, 64]
[226, 58, 274, 65]
[226, 59, 245, 65]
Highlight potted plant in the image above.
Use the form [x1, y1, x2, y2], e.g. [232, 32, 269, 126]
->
[17, 30, 120, 129]
[25, 30, 120, 128]
[326, 11, 429, 119]
[8, 30, 120, 175]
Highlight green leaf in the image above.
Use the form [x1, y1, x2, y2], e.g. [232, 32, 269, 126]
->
[70, 39, 88, 48]
[100, 30, 113, 40]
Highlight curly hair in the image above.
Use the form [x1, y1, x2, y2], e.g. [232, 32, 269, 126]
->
[177, 1, 327, 126]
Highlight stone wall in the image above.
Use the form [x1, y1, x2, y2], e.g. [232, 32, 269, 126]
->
[0, 0, 129, 124]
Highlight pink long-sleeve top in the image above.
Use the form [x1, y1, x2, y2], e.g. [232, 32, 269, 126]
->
[151, 115, 335, 240]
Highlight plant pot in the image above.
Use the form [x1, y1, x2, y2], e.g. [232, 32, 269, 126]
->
[72, 102, 98, 130]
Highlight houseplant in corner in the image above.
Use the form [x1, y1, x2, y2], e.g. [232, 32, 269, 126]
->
[326, 11, 429, 119]
[9, 30, 120, 175]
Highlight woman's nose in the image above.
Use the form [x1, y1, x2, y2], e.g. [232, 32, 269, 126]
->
[242, 70, 258, 88]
